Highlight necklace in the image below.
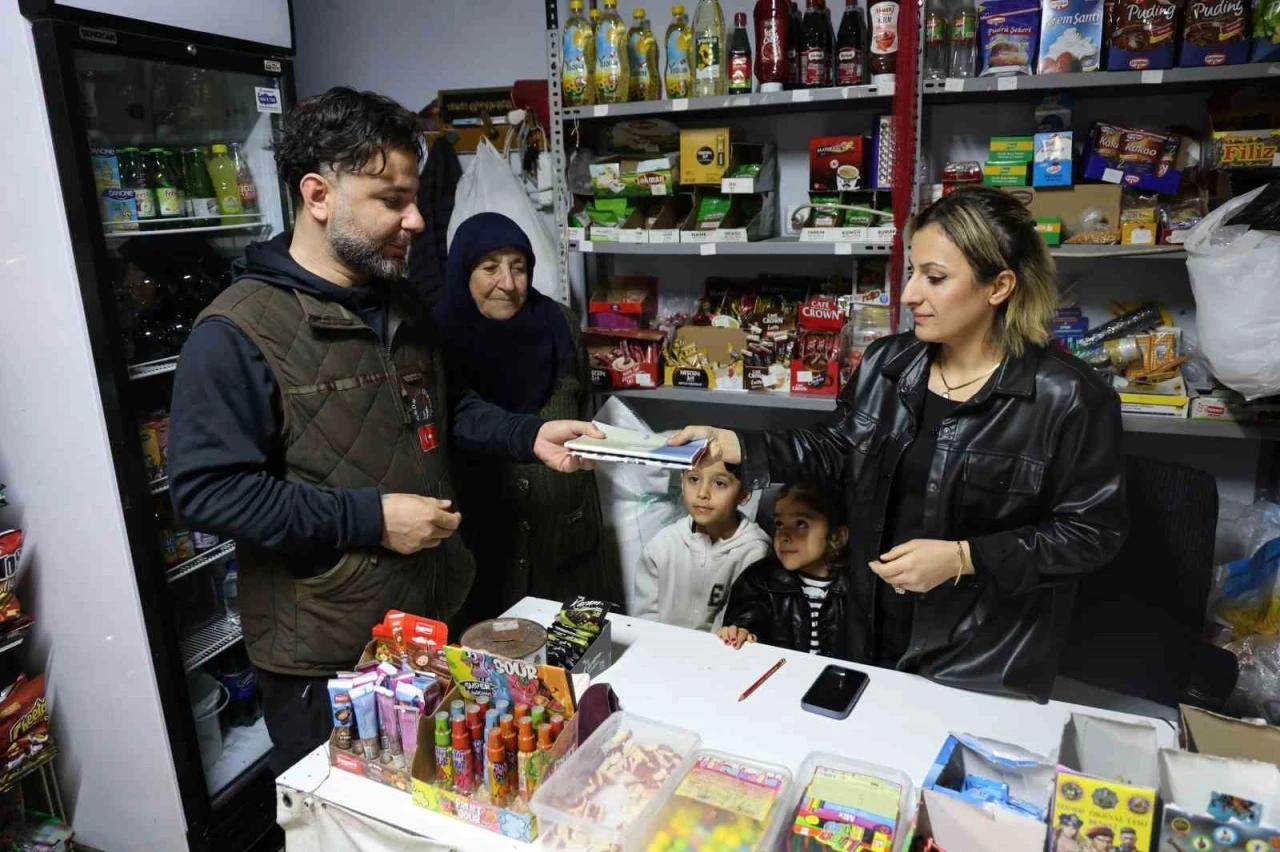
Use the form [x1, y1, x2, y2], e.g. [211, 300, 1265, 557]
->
[937, 361, 1000, 400]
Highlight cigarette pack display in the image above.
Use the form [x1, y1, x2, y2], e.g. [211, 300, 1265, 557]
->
[584, 328, 665, 390]
[1037, 0, 1106, 72]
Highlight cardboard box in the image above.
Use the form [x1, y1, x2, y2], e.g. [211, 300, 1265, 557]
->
[1180, 705, 1280, 767]
[916, 787, 1048, 852]
[589, 154, 679, 198]
[1035, 217, 1063, 245]
[720, 142, 778, 194]
[984, 162, 1030, 187]
[1121, 208, 1158, 246]
[588, 276, 657, 329]
[664, 325, 747, 390]
[1052, 714, 1160, 852]
[1082, 131, 1187, 195]
[1008, 185, 1124, 237]
[791, 296, 847, 396]
[1034, 132, 1073, 188]
[583, 328, 664, 390]
[1190, 391, 1280, 424]
[678, 190, 776, 243]
[989, 136, 1036, 163]
[680, 128, 732, 185]
[810, 136, 867, 192]
[1156, 748, 1280, 852]
[568, 620, 612, 679]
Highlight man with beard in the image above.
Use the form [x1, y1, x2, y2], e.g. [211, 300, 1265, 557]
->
[168, 87, 601, 773]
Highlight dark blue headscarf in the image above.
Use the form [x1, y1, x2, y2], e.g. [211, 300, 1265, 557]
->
[433, 213, 573, 414]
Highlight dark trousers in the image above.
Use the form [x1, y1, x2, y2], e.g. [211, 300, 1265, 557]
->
[256, 668, 334, 776]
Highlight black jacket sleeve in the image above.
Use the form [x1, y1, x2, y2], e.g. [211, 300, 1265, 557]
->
[968, 385, 1129, 595]
[168, 318, 384, 552]
[737, 380, 858, 491]
[722, 564, 776, 639]
[450, 390, 544, 462]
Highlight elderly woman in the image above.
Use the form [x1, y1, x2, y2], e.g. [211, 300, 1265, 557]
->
[435, 213, 621, 624]
[674, 187, 1128, 702]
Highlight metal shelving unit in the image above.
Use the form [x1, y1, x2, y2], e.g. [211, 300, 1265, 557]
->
[128, 355, 178, 381]
[104, 214, 269, 240]
[572, 236, 893, 256]
[923, 63, 1280, 97]
[180, 614, 242, 673]
[165, 540, 236, 584]
[563, 82, 895, 120]
[1050, 245, 1187, 259]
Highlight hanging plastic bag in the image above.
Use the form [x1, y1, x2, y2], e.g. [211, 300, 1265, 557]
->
[448, 137, 563, 302]
[1185, 182, 1280, 400]
[1213, 537, 1280, 638]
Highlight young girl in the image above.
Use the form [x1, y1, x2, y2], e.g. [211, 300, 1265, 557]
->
[717, 485, 852, 657]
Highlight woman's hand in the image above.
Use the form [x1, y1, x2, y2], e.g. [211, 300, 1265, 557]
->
[668, 426, 742, 467]
[870, 539, 973, 594]
[717, 626, 756, 649]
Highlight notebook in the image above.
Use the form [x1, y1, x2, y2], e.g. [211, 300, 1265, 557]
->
[565, 423, 708, 470]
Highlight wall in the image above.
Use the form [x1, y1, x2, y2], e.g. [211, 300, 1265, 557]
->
[0, 7, 187, 850]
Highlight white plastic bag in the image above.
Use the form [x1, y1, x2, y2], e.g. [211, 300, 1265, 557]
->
[1185, 185, 1280, 400]
[448, 137, 563, 302]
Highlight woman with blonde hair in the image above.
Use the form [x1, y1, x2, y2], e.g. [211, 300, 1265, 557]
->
[673, 186, 1128, 702]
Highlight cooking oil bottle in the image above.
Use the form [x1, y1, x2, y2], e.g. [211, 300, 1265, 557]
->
[692, 0, 727, 97]
[589, 7, 601, 91]
[628, 8, 661, 101]
[664, 5, 693, 98]
[562, 0, 595, 106]
[594, 0, 630, 104]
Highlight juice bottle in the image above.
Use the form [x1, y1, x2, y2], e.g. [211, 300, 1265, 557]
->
[230, 143, 259, 216]
[182, 147, 219, 227]
[835, 0, 868, 85]
[728, 12, 753, 93]
[754, 0, 790, 92]
[588, 7, 601, 93]
[562, 0, 595, 106]
[800, 0, 832, 88]
[594, 0, 630, 104]
[121, 146, 158, 228]
[692, 0, 726, 96]
[665, 5, 694, 98]
[147, 148, 185, 224]
[628, 8, 661, 101]
[868, 0, 900, 84]
[206, 143, 243, 218]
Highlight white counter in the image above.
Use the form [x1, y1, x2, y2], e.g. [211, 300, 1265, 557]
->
[276, 596, 1177, 851]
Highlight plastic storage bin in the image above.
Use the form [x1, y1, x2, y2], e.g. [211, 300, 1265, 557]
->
[767, 752, 917, 852]
[530, 712, 701, 851]
[630, 749, 793, 852]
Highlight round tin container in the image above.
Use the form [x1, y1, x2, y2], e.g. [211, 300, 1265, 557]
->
[460, 618, 548, 665]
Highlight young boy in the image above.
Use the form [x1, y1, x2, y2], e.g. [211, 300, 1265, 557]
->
[718, 485, 852, 657]
[634, 461, 771, 631]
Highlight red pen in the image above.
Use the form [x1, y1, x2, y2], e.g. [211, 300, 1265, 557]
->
[739, 658, 786, 702]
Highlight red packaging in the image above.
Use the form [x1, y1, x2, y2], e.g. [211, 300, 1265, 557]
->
[810, 136, 867, 191]
[0, 674, 49, 784]
[0, 531, 22, 610]
[583, 328, 665, 390]
[791, 297, 848, 395]
[587, 276, 658, 330]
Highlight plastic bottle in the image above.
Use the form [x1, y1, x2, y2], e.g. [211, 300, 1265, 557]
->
[800, 0, 832, 88]
[223, 562, 240, 627]
[868, 0, 900, 84]
[183, 147, 219, 227]
[836, 0, 868, 84]
[121, 146, 158, 228]
[754, 0, 790, 92]
[148, 148, 185, 225]
[206, 143, 243, 218]
[787, 1, 802, 87]
[229, 142, 259, 216]
[949, 0, 978, 78]
[562, 0, 595, 106]
[628, 8, 661, 101]
[923, 0, 949, 80]
[665, 5, 694, 97]
[728, 12, 753, 93]
[595, 0, 630, 104]
[588, 7, 601, 93]
[692, 0, 726, 97]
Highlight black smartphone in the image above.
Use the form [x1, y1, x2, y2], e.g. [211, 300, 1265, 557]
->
[800, 664, 870, 720]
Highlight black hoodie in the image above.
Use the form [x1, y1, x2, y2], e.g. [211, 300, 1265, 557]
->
[168, 234, 544, 572]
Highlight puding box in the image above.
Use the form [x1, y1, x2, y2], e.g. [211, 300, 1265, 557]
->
[1034, 131, 1073, 187]
[1038, 0, 1106, 72]
[1052, 714, 1160, 852]
[810, 136, 867, 192]
[1106, 0, 1181, 70]
[680, 128, 733, 185]
[1179, 0, 1250, 66]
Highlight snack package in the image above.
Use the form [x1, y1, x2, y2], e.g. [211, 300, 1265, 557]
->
[792, 297, 848, 396]
[547, 597, 610, 670]
[584, 329, 664, 390]
[1107, 0, 1181, 70]
[980, 0, 1042, 76]
[441, 645, 576, 719]
[1038, 0, 1106, 72]
[694, 194, 732, 231]
[942, 161, 983, 195]
[1180, 0, 1249, 65]
[1083, 123, 1184, 194]
[809, 137, 866, 192]
[1255, 0, 1280, 60]
[0, 530, 22, 611]
[0, 674, 50, 787]
[743, 284, 802, 393]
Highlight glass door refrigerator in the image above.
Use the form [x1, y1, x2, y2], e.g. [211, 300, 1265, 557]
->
[21, 3, 293, 849]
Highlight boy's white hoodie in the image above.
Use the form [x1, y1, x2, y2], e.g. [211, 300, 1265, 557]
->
[634, 513, 773, 631]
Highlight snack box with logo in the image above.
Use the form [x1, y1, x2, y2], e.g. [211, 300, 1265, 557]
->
[1156, 749, 1280, 852]
[810, 136, 867, 192]
[1053, 714, 1161, 852]
[1034, 132, 1074, 187]
[1212, 129, 1280, 169]
[985, 162, 1031, 186]
[1180, 0, 1250, 65]
[583, 328, 665, 390]
[1082, 123, 1186, 194]
[1037, 217, 1064, 244]
[990, 136, 1036, 163]
[665, 325, 748, 391]
[680, 128, 733, 185]
[589, 154, 679, 198]
[1038, 0, 1106, 72]
[792, 297, 847, 396]
[589, 276, 658, 329]
[1107, 0, 1181, 70]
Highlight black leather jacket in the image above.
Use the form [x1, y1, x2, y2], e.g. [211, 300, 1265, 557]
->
[723, 557, 853, 658]
[739, 333, 1128, 702]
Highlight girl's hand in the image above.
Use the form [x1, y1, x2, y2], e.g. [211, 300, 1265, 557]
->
[870, 539, 973, 594]
[668, 426, 742, 467]
[717, 626, 756, 649]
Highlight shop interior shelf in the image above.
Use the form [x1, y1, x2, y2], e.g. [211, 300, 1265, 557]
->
[561, 82, 894, 121]
[1050, 245, 1188, 259]
[206, 717, 271, 798]
[0, 634, 25, 655]
[608, 388, 1280, 440]
[166, 540, 236, 584]
[572, 237, 893, 256]
[923, 63, 1280, 97]
[127, 355, 178, 381]
[149, 475, 169, 496]
[181, 615, 242, 673]
[104, 215, 268, 240]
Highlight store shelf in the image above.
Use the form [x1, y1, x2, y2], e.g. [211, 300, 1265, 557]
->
[181, 615, 242, 673]
[561, 83, 894, 121]
[104, 215, 268, 240]
[127, 356, 178, 381]
[149, 475, 169, 495]
[206, 717, 271, 797]
[923, 63, 1280, 97]
[572, 237, 893, 256]
[1051, 245, 1187, 259]
[166, 540, 236, 584]
[1126, 414, 1280, 440]
[0, 634, 25, 655]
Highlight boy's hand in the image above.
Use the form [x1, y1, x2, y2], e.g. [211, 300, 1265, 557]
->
[717, 626, 756, 649]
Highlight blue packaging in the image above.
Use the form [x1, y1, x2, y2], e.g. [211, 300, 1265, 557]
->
[1037, 0, 1106, 73]
[1180, 0, 1250, 66]
[1034, 131, 1074, 187]
[101, 188, 138, 231]
[1254, 0, 1280, 59]
[1106, 0, 1181, 70]
[979, 0, 1043, 76]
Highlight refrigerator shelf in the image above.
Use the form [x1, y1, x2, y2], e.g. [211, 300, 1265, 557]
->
[181, 615, 242, 673]
[149, 475, 169, 496]
[128, 356, 178, 381]
[104, 217, 270, 240]
[206, 717, 271, 798]
[166, 541, 236, 584]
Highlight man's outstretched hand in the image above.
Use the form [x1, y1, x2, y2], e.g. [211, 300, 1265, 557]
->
[534, 420, 605, 473]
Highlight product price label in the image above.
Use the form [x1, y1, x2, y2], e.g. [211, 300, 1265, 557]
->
[870, 1, 900, 55]
[695, 34, 722, 79]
